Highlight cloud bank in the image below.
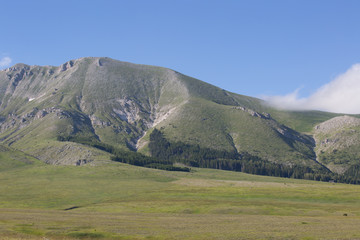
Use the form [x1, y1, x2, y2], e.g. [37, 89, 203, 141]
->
[264, 64, 360, 114]
[0, 56, 12, 68]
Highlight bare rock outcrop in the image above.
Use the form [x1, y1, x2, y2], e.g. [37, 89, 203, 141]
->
[232, 106, 271, 119]
[314, 115, 360, 133]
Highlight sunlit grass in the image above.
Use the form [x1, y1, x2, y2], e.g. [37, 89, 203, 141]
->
[1, 161, 360, 239]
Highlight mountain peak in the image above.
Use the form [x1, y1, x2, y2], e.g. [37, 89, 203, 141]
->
[2, 63, 30, 72]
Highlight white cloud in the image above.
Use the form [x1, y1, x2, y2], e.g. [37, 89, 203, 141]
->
[0, 56, 12, 68]
[264, 63, 360, 114]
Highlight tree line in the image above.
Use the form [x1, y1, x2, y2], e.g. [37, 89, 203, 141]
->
[57, 134, 190, 172]
[58, 130, 360, 184]
[147, 129, 360, 184]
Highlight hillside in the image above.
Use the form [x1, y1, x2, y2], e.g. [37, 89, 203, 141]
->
[313, 115, 360, 174]
[0, 57, 358, 181]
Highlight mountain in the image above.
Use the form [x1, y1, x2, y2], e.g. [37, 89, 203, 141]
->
[0, 57, 358, 181]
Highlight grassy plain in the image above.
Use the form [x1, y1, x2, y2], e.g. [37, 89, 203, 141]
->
[1, 157, 360, 239]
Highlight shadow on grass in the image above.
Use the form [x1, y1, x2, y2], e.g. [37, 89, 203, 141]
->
[68, 231, 105, 239]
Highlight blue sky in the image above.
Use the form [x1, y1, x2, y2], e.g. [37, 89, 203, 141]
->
[1, 0, 360, 112]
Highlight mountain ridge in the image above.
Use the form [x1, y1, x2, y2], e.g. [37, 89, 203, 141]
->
[0, 57, 358, 181]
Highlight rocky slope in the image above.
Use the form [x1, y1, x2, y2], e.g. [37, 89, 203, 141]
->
[314, 115, 360, 174]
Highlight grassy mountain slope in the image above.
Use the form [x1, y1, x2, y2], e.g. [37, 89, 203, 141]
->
[148, 97, 317, 166]
[267, 109, 342, 133]
[0, 57, 356, 177]
[0, 143, 41, 171]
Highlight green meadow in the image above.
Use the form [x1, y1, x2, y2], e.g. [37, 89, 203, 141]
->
[1, 155, 360, 240]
